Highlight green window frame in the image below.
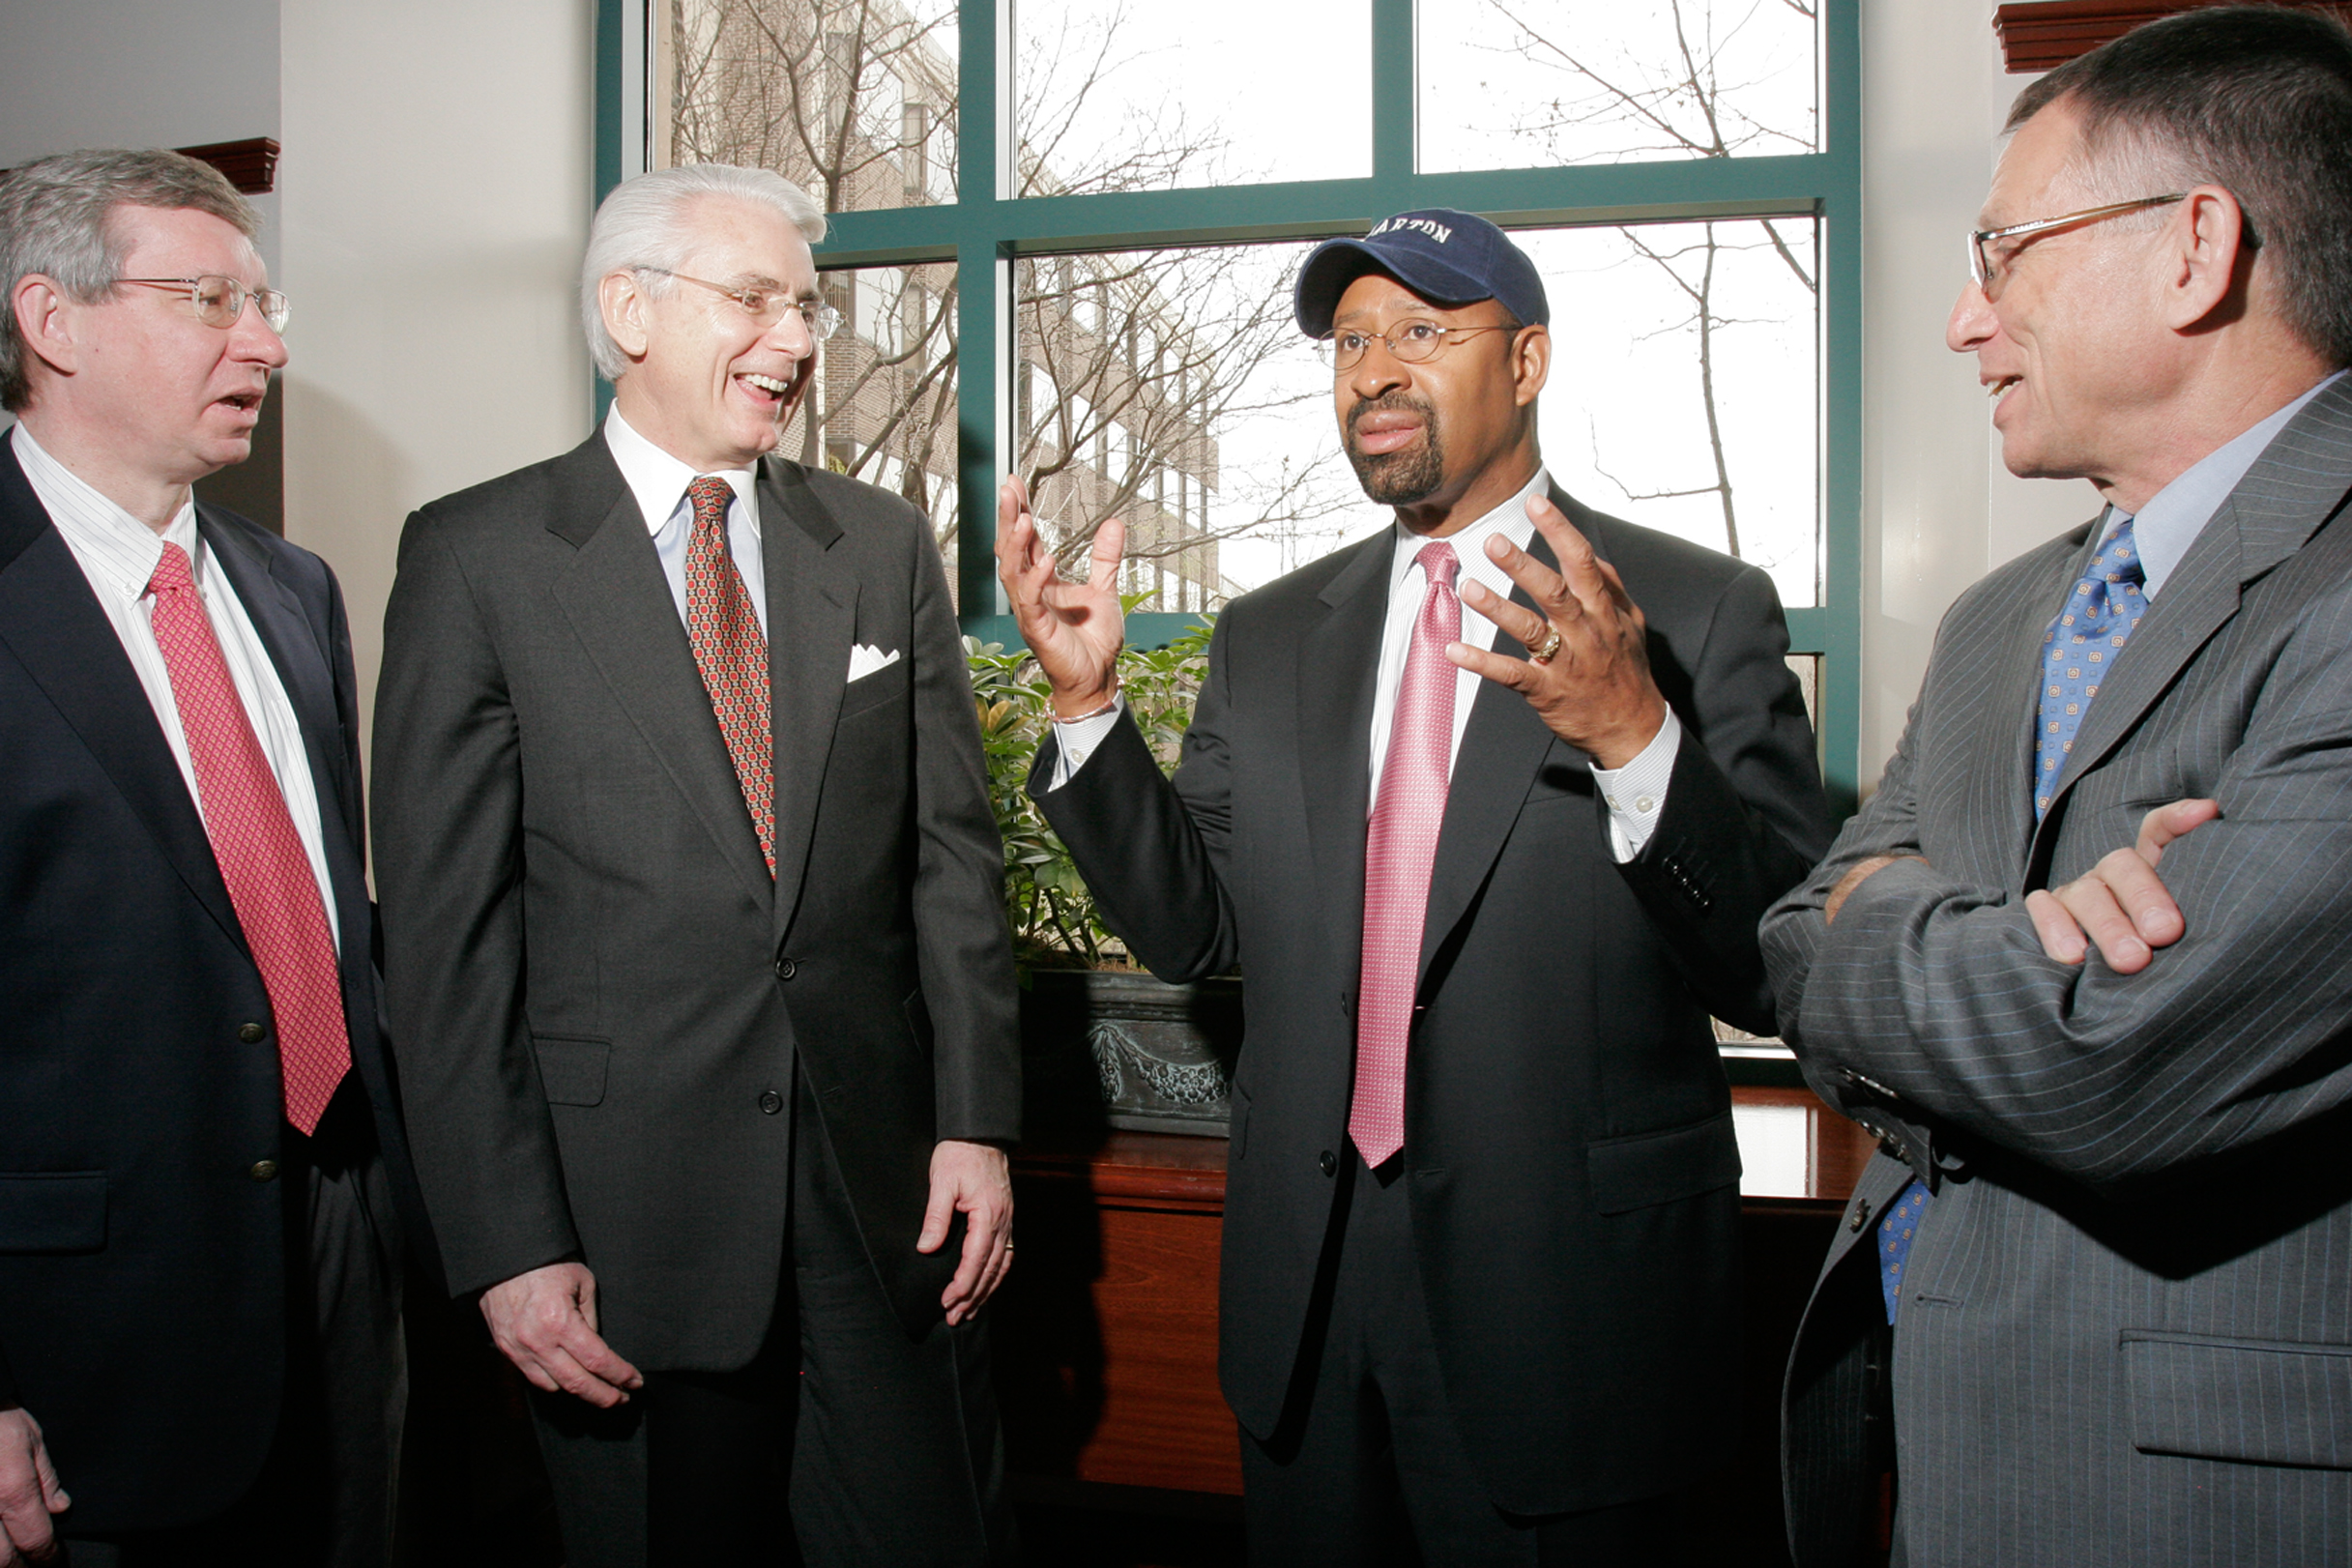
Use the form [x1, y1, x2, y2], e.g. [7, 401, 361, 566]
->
[595, 0, 1862, 812]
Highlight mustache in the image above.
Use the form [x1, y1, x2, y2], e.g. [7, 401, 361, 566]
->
[1346, 390, 1435, 435]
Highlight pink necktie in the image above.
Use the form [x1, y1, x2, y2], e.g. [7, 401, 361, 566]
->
[1351, 540, 1461, 1168]
[147, 541, 351, 1134]
[682, 476, 775, 876]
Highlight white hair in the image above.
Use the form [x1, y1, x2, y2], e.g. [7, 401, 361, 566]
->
[579, 164, 827, 380]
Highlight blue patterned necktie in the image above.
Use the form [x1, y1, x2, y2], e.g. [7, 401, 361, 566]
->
[1877, 515, 2148, 1324]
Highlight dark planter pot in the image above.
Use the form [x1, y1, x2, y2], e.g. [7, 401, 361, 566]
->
[1019, 969, 1242, 1137]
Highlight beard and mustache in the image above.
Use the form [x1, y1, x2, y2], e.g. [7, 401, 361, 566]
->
[1343, 391, 1445, 506]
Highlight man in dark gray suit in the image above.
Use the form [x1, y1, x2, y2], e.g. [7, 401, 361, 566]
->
[1001, 210, 1831, 1562]
[373, 164, 1019, 1566]
[1764, 11, 2352, 1563]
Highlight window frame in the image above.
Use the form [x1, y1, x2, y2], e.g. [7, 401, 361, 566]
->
[596, 0, 1861, 817]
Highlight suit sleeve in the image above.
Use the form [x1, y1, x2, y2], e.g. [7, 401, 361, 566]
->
[1767, 582, 2352, 1194]
[1028, 611, 1242, 983]
[371, 513, 581, 1296]
[903, 523, 1023, 1144]
[1612, 562, 1837, 1034]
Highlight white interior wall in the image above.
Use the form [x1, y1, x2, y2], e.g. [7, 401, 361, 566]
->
[1856, 3, 2104, 784]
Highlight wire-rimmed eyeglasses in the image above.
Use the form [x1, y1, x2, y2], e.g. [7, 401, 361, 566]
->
[636, 267, 843, 339]
[113, 276, 291, 333]
[1315, 319, 1513, 375]
[1968, 194, 2187, 298]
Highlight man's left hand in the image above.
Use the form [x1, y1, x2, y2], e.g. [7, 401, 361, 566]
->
[918, 1138, 1014, 1325]
[1449, 494, 1669, 769]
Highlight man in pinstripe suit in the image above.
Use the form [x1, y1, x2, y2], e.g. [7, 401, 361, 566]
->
[1764, 11, 2352, 1564]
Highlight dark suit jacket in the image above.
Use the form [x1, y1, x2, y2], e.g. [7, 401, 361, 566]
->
[0, 435, 422, 1533]
[1034, 485, 1832, 1515]
[372, 432, 1019, 1363]
[1764, 375, 2352, 1564]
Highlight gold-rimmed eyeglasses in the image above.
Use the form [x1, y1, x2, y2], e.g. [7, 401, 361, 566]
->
[1316, 319, 1513, 375]
[636, 267, 843, 339]
[1967, 193, 2187, 298]
[113, 275, 291, 333]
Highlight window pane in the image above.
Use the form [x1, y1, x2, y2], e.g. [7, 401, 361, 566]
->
[661, 0, 958, 210]
[1420, 0, 1817, 173]
[1014, 0, 1370, 198]
[785, 263, 961, 598]
[1524, 218, 1820, 609]
[1013, 243, 1366, 612]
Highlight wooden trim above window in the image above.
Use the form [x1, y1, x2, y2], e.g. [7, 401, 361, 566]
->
[175, 138, 279, 194]
[1994, 1, 2352, 74]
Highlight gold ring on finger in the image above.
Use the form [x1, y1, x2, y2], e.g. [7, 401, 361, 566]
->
[1528, 624, 1564, 665]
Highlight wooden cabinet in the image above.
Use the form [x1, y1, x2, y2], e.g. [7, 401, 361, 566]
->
[995, 1085, 1879, 1524]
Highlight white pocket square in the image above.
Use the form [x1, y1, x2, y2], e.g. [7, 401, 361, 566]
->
[847, 643, 902, 682]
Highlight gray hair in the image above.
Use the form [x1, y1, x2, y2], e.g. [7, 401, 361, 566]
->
[2008, 6, 2352, 369]
[580, 163, 828, 380]
[0, 148, 258, 412]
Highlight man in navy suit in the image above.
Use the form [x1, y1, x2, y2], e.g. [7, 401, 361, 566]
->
[0, 149, 423, 1567]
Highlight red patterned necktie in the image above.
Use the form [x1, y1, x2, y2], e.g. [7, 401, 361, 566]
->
[682, 475, 775, 876]
[147, 541, 351, 1134]
[1350, 540, 1461, 1168]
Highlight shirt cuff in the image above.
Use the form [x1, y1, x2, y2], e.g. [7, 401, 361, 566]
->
[1591, 708, 1682, 863]
[1044, 694, 1128, 790]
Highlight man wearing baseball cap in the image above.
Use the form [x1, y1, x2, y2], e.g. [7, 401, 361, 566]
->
[1000, 209, 1830, 1561]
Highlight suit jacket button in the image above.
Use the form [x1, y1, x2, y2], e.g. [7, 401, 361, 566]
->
[249, 1159, 280, 1182]
[1319, 1150, 1337, 1177]
[239, 1022, 267, 1044]
[774, 957, 798, 982]
[758, 1089, 784, 1116]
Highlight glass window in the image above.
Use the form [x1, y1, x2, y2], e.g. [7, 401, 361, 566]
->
[1015, 0, 1372, 195]
[663, 0, 958, 211]
[1419, 0, 1817, 173]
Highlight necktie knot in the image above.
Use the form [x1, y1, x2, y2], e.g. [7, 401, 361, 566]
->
[687, 476, 735, 537]
[1415, 539, 1460, 595]
[148, 539, 196, 598]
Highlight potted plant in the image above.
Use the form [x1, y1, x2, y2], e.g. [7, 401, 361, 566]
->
[968, 621, 1241, 1137]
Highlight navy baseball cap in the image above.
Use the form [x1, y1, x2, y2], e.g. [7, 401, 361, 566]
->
[1293, 209, 1550, 337]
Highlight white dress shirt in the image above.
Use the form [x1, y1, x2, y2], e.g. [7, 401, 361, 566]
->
[1050, 465, 1679, 859]
[603, 403, 769, 637]
[13, 423, 339, 944]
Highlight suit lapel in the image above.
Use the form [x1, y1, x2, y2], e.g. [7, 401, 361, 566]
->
[0, 443, 244, 950]
[1298, 535, 1389, 991]
[548, 437, 776, 913]
[1417, 531, 1563, 977]
[758, 458, 857, 944]
[2039, 377, 2352, 837]
[200, 508, 353, 829]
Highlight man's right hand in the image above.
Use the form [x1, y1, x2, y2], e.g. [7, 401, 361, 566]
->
[0, 1406, 67, 1566]
[479, 1262, 644, 1408]
[994, 478, 1126, 719]
[2024, 798, 2221, 973]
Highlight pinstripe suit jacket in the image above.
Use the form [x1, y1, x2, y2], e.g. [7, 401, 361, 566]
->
[1762, 373, 2352, 1567]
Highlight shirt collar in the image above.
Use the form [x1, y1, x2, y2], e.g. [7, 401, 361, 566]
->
[601, 403, 760, 537]
[2125, 368, 2345, 598]
[1388, 465, 1550, 599]
[11, 422, 200, 602]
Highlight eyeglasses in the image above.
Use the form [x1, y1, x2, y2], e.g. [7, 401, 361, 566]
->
[1316, 319, 1513, 375]
[113, 275, 291, 333]
[636, 267, 842, 339]
[1968, 193, 2187, 298]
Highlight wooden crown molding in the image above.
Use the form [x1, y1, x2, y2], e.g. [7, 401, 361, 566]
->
[175, 137, 279, 194]
[1995, 1, 2352, 73]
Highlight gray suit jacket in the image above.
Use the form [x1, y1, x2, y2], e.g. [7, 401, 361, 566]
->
[372, 433, 1019, 1364]
[1763, 375, 2352, 1565]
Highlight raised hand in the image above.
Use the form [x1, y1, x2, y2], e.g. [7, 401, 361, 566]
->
[995, 477, 1125, 719]
[1446, 493, 1670, 769]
